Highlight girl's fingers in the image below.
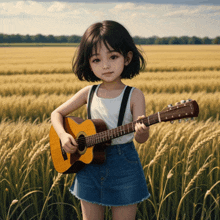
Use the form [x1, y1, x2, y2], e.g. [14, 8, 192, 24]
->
[135, 122, 148, 133]
[63, 140, 78, 153]
[69, 136, 78, 146]
[64, 145, 77, 154]
[137, 115, 145, 120]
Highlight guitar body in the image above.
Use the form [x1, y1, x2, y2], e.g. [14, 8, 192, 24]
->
[49, 116, 111, 174]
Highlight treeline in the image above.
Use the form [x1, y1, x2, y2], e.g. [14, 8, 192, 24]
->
[0, 34, 81, 44]
[133, 36, 220, 44]
[0, 33, 220, 44]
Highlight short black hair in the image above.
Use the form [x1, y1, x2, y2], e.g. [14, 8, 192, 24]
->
[72, 20, 146, 82]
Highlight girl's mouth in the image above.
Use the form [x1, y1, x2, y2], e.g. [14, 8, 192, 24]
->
[103, 72, 113, 75]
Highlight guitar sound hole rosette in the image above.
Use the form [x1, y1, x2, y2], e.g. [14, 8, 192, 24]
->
[77, 132, 87, 155]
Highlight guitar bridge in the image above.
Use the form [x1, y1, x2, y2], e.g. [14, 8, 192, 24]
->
[60, 140, 68, 161]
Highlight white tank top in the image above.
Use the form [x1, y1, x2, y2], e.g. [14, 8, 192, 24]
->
[87, 84, 135, 145]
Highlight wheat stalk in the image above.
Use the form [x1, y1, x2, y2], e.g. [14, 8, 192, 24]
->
[144, 144, 170, 169]
[1, 139, 27, 167]
[200, 180, 220, 220]
[28, 142, 50, 166]
[184, 155, 215, 195]
[39, 173, 63, 220]
[186, 123, 210, 146]
[28, 135, 49, 159]
[185, 130, 220, 176]
[155, 130, 173, 155]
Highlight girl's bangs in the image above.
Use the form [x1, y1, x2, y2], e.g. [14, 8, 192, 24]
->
[87, 34, 124, 58]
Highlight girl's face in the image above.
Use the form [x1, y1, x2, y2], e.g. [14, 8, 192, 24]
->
[89, 41, 132, 83]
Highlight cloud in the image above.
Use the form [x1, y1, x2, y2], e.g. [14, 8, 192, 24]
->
[0, 1, 219, 38]
[47, 2, 69, 12]
[0, 1, 47, 16]
[164, 5, 220, 17]
[1, 0, 220, 5]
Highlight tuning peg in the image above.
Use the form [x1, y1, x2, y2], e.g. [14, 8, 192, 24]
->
[184, 118, 189, 122]
[186, 99, 192, 102]
[170, 121, 174, 124]
[181, 100, 186, 104]
[168, 104, 172, 108]
[175, 102, 181, 105]
[191, 117, 194, 120]
[178, 119, 182, 123]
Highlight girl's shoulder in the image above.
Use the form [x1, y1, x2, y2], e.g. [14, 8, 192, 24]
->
[130, 87, 145, 100]
[130, 87, 145, 106]
[130, 87, 146, 117]
[79, 85, 93, 103]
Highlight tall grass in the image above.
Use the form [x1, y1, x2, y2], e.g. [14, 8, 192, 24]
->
[138, 119, 220, 220]
[1, 45, 220, 75]
[1, 45, 220, 219]
[1, 71, 220, 96]
[0, 92, 219, 122]
[0, 118, 219, 219]
[0, 119, 79, 220]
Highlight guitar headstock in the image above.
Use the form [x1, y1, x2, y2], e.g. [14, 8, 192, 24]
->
[160, 99, 199, 123]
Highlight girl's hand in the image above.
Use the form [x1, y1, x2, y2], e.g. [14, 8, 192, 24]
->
[135, 115, 148, 135]
[60, 133, 78, 154]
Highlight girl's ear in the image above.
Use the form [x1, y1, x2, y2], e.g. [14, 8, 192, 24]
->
[124, 51, 133, 66]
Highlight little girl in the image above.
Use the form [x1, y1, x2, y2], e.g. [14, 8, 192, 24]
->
[51, 20, 150, 220]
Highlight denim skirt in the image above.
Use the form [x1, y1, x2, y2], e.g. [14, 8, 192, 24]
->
[69, 141, 150, 207]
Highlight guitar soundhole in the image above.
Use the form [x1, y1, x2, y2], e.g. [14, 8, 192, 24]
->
[77, 134, 86, 154]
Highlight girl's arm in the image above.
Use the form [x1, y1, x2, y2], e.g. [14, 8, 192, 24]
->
[131, 88, 149, 143]
[51, 85, 91, 153]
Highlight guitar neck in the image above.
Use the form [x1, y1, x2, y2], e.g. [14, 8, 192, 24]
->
[85, 113, 159, 147]
[80, 100, 199, 148]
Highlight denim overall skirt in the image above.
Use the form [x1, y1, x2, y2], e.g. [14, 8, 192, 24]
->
[69, 141, 150, 206]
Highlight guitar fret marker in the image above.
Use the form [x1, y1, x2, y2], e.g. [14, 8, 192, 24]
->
[158, 112, 161, 123]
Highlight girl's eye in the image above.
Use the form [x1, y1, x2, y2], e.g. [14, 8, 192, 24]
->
[92, 59, 100, 63]
[110, 55, 118, 60]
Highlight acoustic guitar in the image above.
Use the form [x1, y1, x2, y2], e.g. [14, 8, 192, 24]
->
[49, 99, 199, 174]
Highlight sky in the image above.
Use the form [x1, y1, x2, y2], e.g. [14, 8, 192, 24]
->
[0, 0, 220, 38]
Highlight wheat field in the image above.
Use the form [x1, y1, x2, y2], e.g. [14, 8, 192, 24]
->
[0, 45, 220, 220]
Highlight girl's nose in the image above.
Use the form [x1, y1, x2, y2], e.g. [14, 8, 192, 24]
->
[103, 61, 110, 70]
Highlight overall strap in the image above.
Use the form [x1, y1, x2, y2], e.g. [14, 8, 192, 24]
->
[117, 86, 132, 127]
[87, 85, 98, 119]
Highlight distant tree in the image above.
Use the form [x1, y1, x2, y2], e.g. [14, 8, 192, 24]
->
[0, 34, 3, 43]
[47, 35, 57, 43]
[0, 33, 218, 45]
[133, 36, 148, 45]
[8, 34, 22, 43]
[179, 36, 190, 44]
[15, 34, 22, 43]
[2, 34, 10, 43]
[22, 34, 32, 43]
[189, 36, 202, 44]
[33, 34, 47, 43]
[169, 37, 181, 44]
[56, 35, 68, 43]
[155, 38, 162, 44]
[145, 36, 157, 45]
[8, 34, 14, 43]
[68, 35, 81, 43]
[202, 37, 212, 44]
[213, 36, 220, 44]
[5, 34, 12, 43]
[155, 37, 170, 44]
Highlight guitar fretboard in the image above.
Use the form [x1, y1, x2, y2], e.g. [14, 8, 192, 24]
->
[84, 113, 159, 147]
